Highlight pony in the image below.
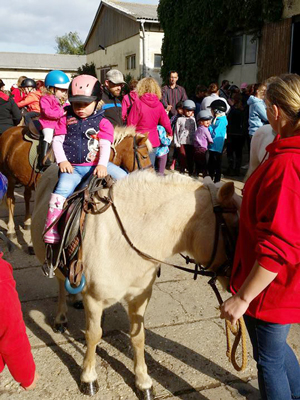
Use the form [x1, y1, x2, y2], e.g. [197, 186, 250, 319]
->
[31, 169, 240, 399]
[0, 125, 152, 241]
[245, 124, 276, 180]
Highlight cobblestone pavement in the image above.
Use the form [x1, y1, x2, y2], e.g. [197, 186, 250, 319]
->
[0, 178, 299, 400]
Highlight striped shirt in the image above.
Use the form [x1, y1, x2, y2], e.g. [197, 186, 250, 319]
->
[161, 85, 187, 119]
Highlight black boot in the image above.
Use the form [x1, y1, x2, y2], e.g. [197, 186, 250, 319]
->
[37, 140, 51, 170]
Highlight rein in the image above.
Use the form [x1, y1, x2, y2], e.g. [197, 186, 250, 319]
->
[93, 180, 247, 372]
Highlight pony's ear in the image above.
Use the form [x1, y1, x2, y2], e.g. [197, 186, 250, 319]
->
[136, 133, 149, 144]
[217, 182, 235, 205]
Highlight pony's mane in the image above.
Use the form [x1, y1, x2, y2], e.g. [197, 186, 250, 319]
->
[113, 126, 152, 152]
[114, 170, 203, 195]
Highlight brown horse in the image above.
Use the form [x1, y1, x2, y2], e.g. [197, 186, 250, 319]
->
[0, 125, 152, 241]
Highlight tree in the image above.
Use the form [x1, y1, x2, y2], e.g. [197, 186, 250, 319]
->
[158, 0, 283, 95]
[75, 62, 97, 77]
[55, 32, 85, 55]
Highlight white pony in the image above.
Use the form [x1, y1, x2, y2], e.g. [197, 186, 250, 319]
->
[31, 168, 240, 398]
[245, 124, 277, 179]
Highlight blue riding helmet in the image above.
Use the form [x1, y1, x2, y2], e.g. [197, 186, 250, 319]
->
[45, 70, 70, 89]
[0, 173, 8, 201]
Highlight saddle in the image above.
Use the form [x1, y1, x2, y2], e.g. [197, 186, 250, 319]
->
[43, 175, 115, 288]
[24, 120, 52, 172]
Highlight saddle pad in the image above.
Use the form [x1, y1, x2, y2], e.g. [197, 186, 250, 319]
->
[24, 133, 39, 171]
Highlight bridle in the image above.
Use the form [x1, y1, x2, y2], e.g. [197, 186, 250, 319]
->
[132, 135, 152, 171]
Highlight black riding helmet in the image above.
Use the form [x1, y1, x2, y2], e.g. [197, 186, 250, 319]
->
[20, 78, 36, 89]
[209, 99, 227, 113]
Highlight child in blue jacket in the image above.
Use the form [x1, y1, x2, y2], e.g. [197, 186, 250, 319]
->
[207, 99, 228, 182]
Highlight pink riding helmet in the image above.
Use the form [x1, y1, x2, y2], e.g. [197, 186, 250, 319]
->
[68, 75, 102, 103]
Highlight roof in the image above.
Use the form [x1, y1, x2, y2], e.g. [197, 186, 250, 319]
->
[0, 52, 87, 72]
[85, 0, 158, 47]
[102, 0, 158, 21]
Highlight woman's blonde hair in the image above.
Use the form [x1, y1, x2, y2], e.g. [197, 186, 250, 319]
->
[136, 77, 161, 99]
[17, 76, 27, 87]
[266, 74, 300, 130]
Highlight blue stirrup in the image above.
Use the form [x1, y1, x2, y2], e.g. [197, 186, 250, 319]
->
[65, 274, 86, 294]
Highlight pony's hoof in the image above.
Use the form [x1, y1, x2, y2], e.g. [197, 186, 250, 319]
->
[53, 322, 68, 333]
[80, 380, 99, 396]
[73, 300, 84, 309]
[28, 246, 35, 255]
[138, 387, 155, 400]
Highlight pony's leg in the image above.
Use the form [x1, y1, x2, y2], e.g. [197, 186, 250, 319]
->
[80, 294, 103, 396]
[128, 290, 154, 398]
[23, 186, 32, 230]
[54, 278, 68, 333]
[6, 178, 16, 238]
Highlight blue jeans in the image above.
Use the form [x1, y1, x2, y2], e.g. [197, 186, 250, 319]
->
[244, 315, 300, 400]
[54, 163, 127, 198]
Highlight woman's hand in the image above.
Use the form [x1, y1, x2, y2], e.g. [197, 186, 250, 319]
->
[220, 294, 249, 326]
[23, 371, 39, 390]
[94, 165, 107, 178]
[59, 161, 73, 173]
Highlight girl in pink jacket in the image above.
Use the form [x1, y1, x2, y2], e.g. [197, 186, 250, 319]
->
[38, 70, 70, 169]
[127, 77, 172, 166]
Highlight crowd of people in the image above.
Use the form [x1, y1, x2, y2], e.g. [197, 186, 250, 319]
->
[0, 70, 270, 181]
[2, 69, 300, 400]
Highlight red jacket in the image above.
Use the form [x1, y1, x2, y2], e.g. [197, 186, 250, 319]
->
[230, 135, 300, 324]
[10, 86, 25, 103]
[127, 93, 172, 147]
[0, 254, 35, 387]
[17, 91, 42, 113]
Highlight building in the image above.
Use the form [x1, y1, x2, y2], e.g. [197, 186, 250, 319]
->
[0, 52, 86, 89]
[84, 0, 163, 84]
[219, 0, 300, 86]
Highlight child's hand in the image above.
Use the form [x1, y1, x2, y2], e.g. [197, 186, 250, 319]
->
[94, 165, 107, 178]
[59, 161, 73, 173]
[24, 371, 39, 391]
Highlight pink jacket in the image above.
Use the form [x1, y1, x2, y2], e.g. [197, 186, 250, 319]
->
[122, 90, 138, 123]
[127, 93, 172, 147]
[39, 94, 67, 135]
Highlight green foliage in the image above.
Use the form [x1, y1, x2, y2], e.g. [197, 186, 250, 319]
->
[55, 31, 85, 55]
[158, 0, 283, 95]
[75, 62, 97, 78]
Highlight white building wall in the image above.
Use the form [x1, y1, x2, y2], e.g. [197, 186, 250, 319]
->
[141, 31, 163, 84]
[0, 70, 75, 91]
[219, 64, 258, 87]
[87, 34, 141, 81]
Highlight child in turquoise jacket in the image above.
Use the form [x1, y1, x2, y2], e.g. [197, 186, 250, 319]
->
[207, 100, 228, 182]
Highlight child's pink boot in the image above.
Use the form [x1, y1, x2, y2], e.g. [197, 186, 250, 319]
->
[43, 193, 66, 244]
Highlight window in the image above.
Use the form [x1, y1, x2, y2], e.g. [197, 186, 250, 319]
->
[126, 54, 136, 70]
[232, 34, 257, 66]
[154, 54, 162, 68]
[244, 34, 257, 64]
[232, 36, 243, 65]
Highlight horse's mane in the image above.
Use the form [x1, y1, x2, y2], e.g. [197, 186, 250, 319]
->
[114, 170, 203, 196]
[113, 126, 152, 153]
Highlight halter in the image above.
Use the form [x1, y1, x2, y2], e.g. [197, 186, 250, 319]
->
[132, 135, 152, 171]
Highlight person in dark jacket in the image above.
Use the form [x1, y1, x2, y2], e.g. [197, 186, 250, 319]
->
[0, 79, 22, 135]
[102, 69, 125, 127]
[226, 93, 246, 176]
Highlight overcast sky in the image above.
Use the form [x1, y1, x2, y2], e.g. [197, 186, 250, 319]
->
[1, 0, 159, 54]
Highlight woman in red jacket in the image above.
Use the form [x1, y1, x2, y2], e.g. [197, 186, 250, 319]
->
[221, 74, 300, 400]
[127, 77, 172, 166]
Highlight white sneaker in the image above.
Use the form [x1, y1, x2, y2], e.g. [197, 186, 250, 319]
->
[241, 163, 249, 169]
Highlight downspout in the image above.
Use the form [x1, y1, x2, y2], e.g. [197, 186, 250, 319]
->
[140, 19, 146, 78]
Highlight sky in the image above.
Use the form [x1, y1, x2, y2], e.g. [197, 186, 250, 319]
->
[1, 0, 159, 54]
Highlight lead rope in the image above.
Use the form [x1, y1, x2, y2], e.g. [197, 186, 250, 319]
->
[204, 182, 248, 372]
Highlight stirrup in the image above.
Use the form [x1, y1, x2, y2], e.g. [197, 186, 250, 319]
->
[42, 244, 55, 278]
